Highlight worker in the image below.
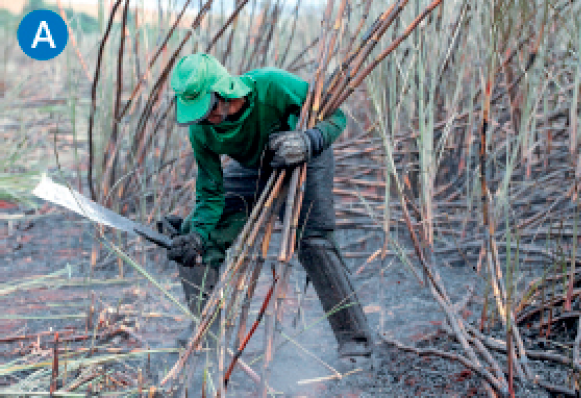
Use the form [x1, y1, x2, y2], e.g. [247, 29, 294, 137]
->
[163, 53, 372, 366]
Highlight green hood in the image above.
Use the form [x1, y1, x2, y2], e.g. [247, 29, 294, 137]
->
[171, 53, 252, 125]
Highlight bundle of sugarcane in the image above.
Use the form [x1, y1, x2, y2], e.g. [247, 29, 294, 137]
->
[157, 0, 452, 395]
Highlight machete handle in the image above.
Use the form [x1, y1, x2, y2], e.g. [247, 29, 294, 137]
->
[134, 227, 172, 249]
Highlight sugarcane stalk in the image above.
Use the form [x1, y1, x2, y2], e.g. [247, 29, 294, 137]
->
[218, 280, 226, 397]
[242, 2, 271, 71]
[272, 260, 293, 348]
[309, 0, 348, 128]
[344, 0, 374, 57]
[100, 0, 131, 202]
[118, 0, 213, 120]
[277, 0, 303, 67]
[87, 0, 125, 201]
[286, 37, 319, 71]
[296, 0, 333, 129]
[287, 165, 308, 260]
[279, 168, 301, 261]
[205, 0, 250, 52]
[223, 271, 278, 391]
[326, 0, 444, 117]
[50, 332, 59, 396]
[320, 1, 405, 118]
[234, 254, 265, 350]
[245, 185, 289, 257]
[222, 258, 252, 356]
[260, 265, 277, 398]
[260, 0, 282, 66]
[231, 171, 279, 255]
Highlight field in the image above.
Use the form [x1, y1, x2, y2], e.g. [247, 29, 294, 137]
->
[1, 0, 581, 396]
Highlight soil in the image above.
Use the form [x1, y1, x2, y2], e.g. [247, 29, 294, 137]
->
[0, 208, 568, 397]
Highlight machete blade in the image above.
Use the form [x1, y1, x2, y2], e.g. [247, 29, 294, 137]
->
[32, 175, 172, 249]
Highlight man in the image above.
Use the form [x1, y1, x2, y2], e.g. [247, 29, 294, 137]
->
[165, 53, 372, 365]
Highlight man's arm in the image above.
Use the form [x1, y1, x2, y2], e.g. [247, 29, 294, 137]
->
[180, 128, 225, 243]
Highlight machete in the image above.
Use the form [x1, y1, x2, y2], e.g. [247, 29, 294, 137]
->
[32, 175, 172, 249]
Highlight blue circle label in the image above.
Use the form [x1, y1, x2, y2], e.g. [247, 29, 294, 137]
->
[17, 10, 68, 61]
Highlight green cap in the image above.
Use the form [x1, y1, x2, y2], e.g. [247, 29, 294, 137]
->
[171, 53, 252, 125]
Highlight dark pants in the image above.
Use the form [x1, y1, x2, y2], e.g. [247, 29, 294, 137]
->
[202, 148, 337, 268]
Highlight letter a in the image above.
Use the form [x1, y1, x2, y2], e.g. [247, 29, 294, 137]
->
[31, 21, 56, 49]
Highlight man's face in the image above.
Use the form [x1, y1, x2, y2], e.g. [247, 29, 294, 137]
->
[204, 97, 229, 125]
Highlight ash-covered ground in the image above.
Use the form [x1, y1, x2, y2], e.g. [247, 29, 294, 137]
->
[0, 208, 567, 396]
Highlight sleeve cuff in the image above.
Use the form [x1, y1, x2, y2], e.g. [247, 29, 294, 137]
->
[304, 128, 326, 157]
[180, 218, 209, 243]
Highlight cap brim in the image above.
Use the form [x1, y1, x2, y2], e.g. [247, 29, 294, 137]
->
[175, 92, 216, 126]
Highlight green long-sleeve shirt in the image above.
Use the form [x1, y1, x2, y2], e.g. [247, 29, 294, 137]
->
[181, 67, 346, 242]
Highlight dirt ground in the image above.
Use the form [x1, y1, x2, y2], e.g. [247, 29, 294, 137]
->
[0, 205, 565, 396]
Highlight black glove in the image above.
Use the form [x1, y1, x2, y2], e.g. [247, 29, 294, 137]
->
[268, 128, 325, 168]
[167, 232, 205, 267]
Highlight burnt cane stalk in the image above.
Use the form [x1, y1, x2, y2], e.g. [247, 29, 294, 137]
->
[87, 0, 124, 201]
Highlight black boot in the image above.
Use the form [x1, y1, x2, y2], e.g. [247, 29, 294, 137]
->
[176, 264, 219, 348]
[298, 236, 373, 367]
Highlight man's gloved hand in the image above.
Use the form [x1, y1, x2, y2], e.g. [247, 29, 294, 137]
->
[268, 128, 325, 168]
[167, 232, 205, 267]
